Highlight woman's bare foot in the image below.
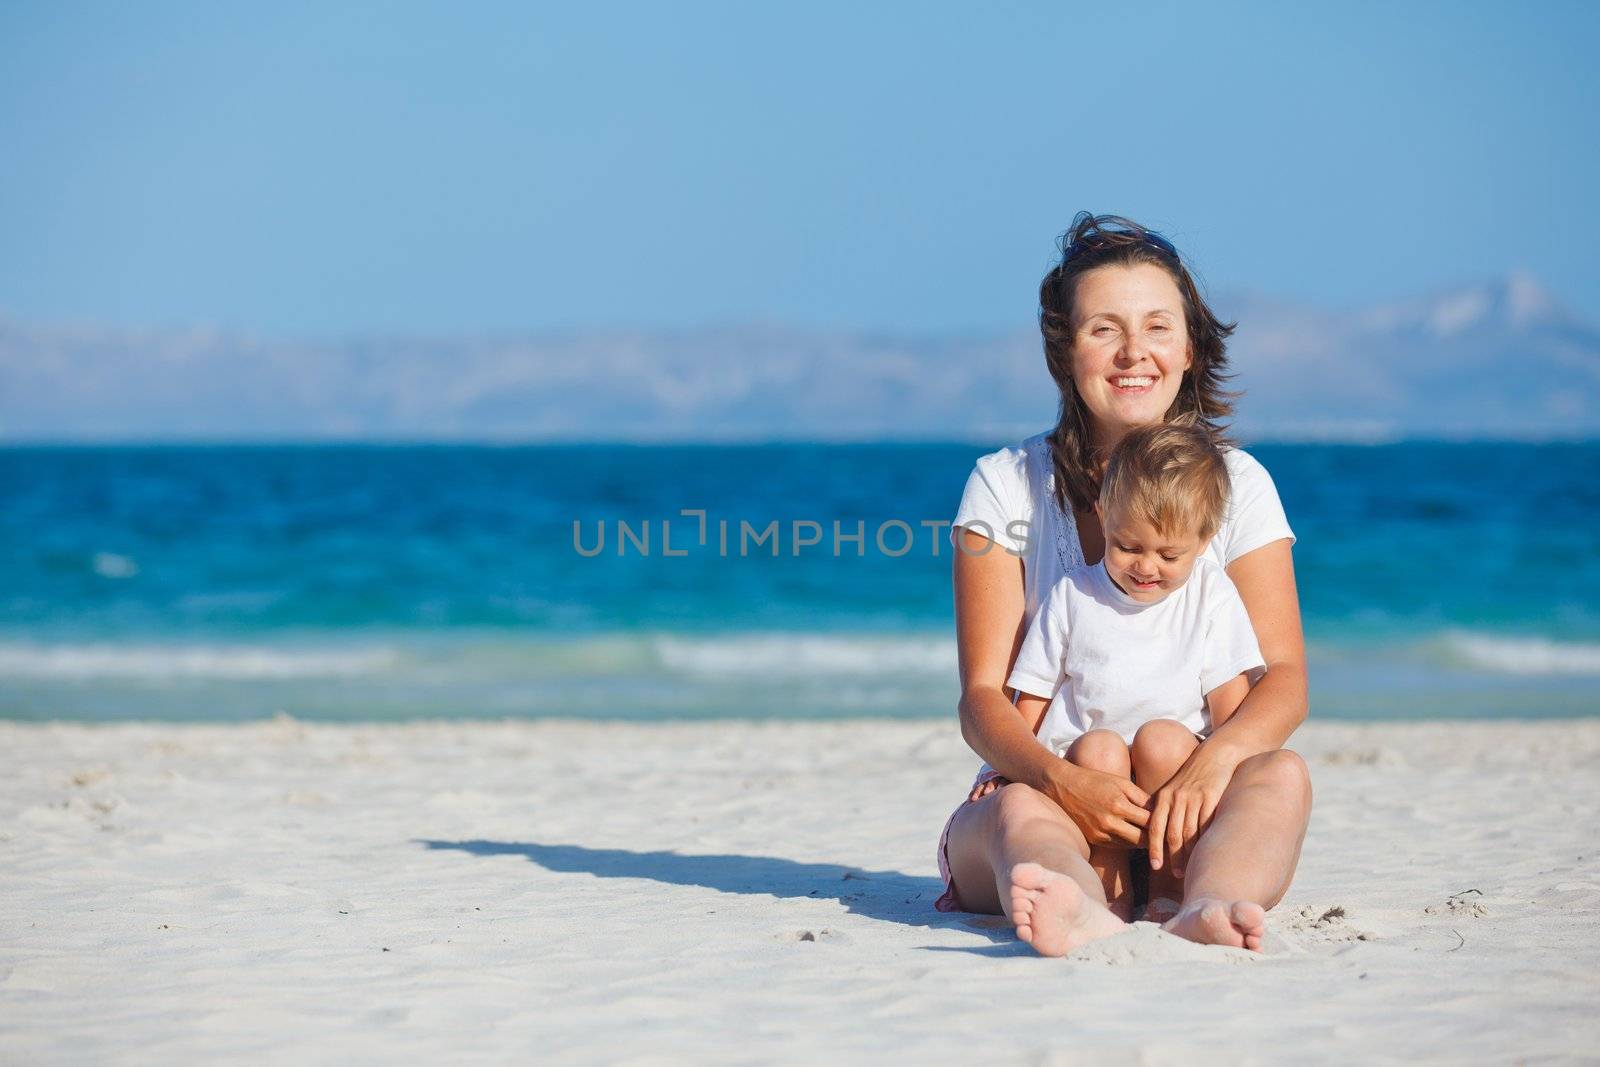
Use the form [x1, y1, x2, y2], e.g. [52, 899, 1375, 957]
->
[1007, 862, 1126, 957]
[1162, 897, 1267, 951]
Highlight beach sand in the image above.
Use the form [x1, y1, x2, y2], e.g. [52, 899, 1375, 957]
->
[2, 718, 1597, 1064]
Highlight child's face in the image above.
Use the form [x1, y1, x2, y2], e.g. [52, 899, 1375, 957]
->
[1094, 503, 1206, 604]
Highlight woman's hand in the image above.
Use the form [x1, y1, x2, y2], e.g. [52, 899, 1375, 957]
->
[1147, 740, 1246, 875]
[968, 776, 1011, 802]
[1043, 762, 1150, 848]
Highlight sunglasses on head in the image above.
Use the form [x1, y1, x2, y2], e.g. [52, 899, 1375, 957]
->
[1062, 229, 1179, 265]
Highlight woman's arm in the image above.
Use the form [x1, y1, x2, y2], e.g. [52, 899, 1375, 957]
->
[966, 692, 1048, 799]
[1208, 538, 1308, 756]
[1146, 537, 1307, 872]
[952, 528, 1055, 784]
[953, 528, 1150, 846]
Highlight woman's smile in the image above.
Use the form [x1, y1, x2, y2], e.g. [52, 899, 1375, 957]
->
[1109, 375, 1158, 394]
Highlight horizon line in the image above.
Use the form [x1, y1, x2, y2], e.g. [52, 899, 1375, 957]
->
[3, 433, 1596, 449]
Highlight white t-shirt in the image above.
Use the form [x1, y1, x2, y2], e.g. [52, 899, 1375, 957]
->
[950, 431, 1296, 625]
[1006, 557, 1266, 750]
[950, 430, 1295, 772]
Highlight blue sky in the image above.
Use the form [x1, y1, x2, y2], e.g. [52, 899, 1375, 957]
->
[1, 1, 1596, 337]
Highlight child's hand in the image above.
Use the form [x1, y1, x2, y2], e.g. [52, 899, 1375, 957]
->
[968, 776, 1011, 802]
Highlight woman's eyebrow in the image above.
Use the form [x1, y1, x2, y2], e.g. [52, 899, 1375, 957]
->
[1083, 308, 1178, 322]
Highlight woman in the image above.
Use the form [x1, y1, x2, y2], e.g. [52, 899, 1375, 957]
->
[936, 213, 1313, 956]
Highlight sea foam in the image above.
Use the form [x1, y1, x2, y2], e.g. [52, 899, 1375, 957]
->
[1444, 632, 1600, 676]
[0, 643, 399, 680]
[651, 633, 956, 677]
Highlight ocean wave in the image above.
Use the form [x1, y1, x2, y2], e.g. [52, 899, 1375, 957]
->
[91, 552, 139, 579]
[0, 632, 959, 685]
[651, 633, 956, 677]
[7, 629, 1591, 691]
[1442, 633, 1600, 676]
[0, 642, 399, 680]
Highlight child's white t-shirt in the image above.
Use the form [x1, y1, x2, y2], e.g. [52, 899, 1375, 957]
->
[949, 432, 1293, 778]
[1006, 558, 1266, 751]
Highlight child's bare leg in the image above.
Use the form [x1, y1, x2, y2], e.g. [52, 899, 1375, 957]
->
[1130, 719, 1201, 921]
[1065, 730, 1135, 921]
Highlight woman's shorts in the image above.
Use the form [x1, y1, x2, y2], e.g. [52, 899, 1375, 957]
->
[933, 769, 1004, 913]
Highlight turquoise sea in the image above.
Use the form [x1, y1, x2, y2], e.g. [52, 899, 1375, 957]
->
[2, 442, 1596, 722]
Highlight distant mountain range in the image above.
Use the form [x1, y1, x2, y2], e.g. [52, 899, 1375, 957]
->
[2, 273, 1595, 442]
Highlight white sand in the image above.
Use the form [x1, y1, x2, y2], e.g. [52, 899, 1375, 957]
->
[3, 717, 1598, 1064]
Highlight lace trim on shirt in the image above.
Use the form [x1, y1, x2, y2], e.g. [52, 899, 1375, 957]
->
[1033, 437, 1085, 574]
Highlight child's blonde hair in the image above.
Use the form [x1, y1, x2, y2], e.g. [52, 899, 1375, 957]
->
[1099, 422, 1230, 541]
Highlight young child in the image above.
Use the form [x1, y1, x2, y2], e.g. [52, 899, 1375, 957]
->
[970, 422, 1266, 919]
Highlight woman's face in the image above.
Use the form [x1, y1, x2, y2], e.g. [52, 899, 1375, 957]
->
[1069, 263, 1193, 448]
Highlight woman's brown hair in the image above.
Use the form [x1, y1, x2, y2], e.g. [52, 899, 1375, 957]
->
[1039, 212, 1238, 515]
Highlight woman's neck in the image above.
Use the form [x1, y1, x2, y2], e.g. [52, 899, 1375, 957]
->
[1093, 425, 1130, 462]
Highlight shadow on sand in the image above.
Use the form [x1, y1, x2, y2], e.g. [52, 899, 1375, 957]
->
[415, 838, 1013, 943]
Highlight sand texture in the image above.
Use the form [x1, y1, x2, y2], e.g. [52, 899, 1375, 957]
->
[3, 718, 1598, 1064]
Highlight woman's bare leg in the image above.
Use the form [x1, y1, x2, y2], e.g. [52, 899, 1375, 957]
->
[1163, 749, 1313, 951]
[1065, 730, 1135, 920]
[944, 781, 1126, 957]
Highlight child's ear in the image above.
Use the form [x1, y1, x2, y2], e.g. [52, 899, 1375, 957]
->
[1093, 500, 1103, 520]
